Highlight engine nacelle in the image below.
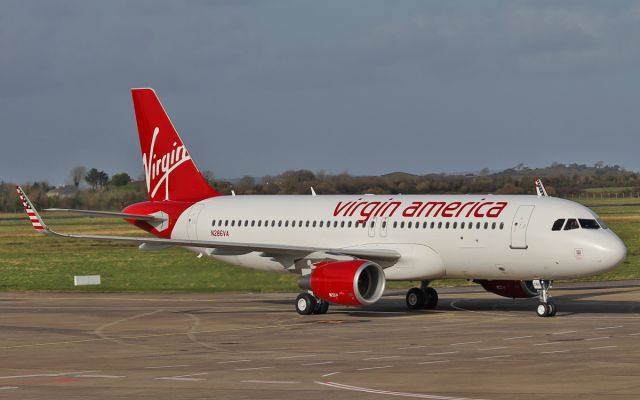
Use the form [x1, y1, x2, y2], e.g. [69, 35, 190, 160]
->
[474, 279, 538, 299]
[297, 260, 386, 306]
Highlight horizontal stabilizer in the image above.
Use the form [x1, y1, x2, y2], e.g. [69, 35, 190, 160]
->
[45, 208, 165, 222]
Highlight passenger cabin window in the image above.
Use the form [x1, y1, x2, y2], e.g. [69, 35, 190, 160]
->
[564, 219, 579, 230]
[579, 219, 600, 229]
[551, 219, 565, 231]
[212, 220, 216, 227]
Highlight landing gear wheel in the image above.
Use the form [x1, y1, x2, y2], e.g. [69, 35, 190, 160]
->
[536, 303, 549, 317]
[406, 288, 425, 310]
[296, 293, 317, 315]
[547, 301, 557, 317]
[423, 287, 439, 309]
[314, 300, 330, 315]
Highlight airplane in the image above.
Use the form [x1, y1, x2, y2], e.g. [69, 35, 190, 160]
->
[17, 88, 627, 318]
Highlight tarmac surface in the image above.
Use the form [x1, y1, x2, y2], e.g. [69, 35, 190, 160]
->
[1, 281, 639, 400]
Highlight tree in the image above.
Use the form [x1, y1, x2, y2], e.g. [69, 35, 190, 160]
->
[69, 166, 86, 188]
[85, 168, 109, 190]
[111, 172, 131, 187]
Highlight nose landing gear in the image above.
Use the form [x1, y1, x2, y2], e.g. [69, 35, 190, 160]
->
[406, 281, 439, 310]
[534, 280, 557, 317]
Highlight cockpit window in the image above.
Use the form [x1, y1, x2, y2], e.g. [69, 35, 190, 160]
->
[551, 219, 565, 231]
[564, 219, 579, 230]
[579, 219, 600, 229]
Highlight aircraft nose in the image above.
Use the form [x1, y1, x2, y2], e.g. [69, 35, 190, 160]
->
[597, 233, 627, 270]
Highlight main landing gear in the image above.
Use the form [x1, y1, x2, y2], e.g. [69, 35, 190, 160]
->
[406, 281, 439, 310]
[534, 280, 557, 318]
[295, 293, 329, 315]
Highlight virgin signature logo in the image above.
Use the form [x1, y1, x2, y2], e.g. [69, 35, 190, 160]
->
[142, 127, 191, 200]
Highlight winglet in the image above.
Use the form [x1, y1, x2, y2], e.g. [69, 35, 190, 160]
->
[16, 186, 50, 233]
[534, 178, 548, 197]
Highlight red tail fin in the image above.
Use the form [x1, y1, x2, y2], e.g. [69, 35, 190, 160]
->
[131, 88, 220, 202]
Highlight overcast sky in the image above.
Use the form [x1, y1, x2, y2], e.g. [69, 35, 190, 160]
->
[2, 0, 640, 185]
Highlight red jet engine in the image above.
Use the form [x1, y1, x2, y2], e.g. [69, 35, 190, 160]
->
[298, 260, 386, 306]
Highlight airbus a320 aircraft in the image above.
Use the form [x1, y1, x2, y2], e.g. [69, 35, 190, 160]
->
[17, 88, 627, 318]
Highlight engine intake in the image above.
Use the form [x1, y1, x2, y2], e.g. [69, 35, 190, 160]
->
[298, 260, 386, 306]
[474, 279, 538, 299]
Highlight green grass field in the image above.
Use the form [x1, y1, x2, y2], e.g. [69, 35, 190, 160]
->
[0, 201, 638, 292]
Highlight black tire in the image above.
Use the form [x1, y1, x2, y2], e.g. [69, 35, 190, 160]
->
[423, 287, 439, 309]
[547, 301, 557, 317]
[314, 300, 330, 315]
[296, 293, 317, 315]
[406, 288, 425, 310]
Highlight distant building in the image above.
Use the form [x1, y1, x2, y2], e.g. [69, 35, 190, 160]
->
[46, 185, 77, 198]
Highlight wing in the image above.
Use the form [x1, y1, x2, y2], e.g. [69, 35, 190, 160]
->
[16, 186, 400, 263]
[534, 178, 548, 197]
[45, 208, 165, 222]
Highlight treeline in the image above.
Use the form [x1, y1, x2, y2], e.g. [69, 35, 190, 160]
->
[2, 162, 640, 213]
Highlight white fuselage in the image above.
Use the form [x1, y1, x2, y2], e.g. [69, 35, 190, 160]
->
[171, 194, 626, 282]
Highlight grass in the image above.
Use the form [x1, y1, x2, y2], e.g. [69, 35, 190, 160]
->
[0, 215, 299, 292]
[0, 199, 638, 292]
[581, 186, 636, 194]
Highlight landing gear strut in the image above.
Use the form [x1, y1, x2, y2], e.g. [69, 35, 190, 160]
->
[295, 293, 329, 315]
[534, 280, 557, 317]
[406, 281, 439, 310]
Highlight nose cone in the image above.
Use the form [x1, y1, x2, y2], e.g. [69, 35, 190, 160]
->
[596, 233, 627, 271]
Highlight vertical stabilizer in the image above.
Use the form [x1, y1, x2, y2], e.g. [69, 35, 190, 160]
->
[131, 88, 220, 202]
